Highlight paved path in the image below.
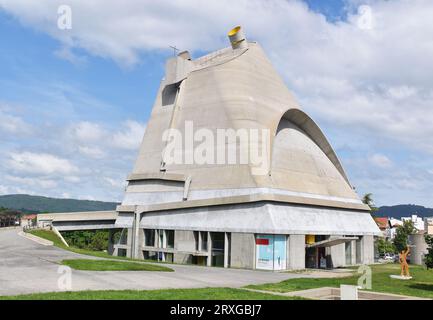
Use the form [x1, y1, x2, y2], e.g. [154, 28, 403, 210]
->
[0, 228, 308, 296]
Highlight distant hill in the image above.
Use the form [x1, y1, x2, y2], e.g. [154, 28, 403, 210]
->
[0, 194, 118, 214]
[376, 204, 433, 219]
[1, 194, 432, 220]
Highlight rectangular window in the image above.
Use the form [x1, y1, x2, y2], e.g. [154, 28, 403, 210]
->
[194, 231, 199, 251]
[201, 231, 208, 251]
[159, 230, 164, 247]
[166, 230, 175, 249]
[144, 229, 155, 247]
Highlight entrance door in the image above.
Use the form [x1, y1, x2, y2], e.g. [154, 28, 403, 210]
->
[256, 235, 287, 270]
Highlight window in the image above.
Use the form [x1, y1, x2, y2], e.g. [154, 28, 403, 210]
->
[166, 230, 175, 249]
[144, 229, 155, 247]
[201, 232, 208, 251]
[118, 249, 127, 257]
[159, 230, 164, 247]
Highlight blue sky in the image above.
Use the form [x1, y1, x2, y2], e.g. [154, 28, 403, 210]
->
[0, 0, 432, 207]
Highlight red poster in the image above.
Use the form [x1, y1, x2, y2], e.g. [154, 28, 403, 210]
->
[256, 238, 269, 245]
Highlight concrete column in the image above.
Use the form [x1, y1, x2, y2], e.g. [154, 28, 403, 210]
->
[132, 211, 140, 259]
[361, 235, 374, 265]
[126, 227, 133, 258]
[224, 232, 229, 268]
[207, 231, 212, 267]
[330, 243, 345, 268]
[410, 234, 428, 265]
[154, 230, 159, 247]
[163, 230, 167, 248]
[351, 240, 357, 265]
[198, 231, 202, 252]
[288, 235, 305, 270]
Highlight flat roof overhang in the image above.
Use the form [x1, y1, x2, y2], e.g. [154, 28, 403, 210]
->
[306, 237, 359, 248]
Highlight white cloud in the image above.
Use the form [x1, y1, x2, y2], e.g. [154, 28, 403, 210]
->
[7, 152, 79, 175]
[5, 175, 57, 189]
[112, 120, 146, 150]
[103, 177, 126, 189]
[64, 176, 81, 183]
[0, 185, 10, 195]
[53, 46, 87, 66]
[78, 145, 105, 159]
[71, 121, 106, 142]
[368, 153, 393, 169]
[0, 107, 32, 135]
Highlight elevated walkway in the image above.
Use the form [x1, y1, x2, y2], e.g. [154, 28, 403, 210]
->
[37, 210, 118, 231]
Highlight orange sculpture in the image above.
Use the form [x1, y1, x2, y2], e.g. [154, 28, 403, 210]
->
[399, 247, 410, 277]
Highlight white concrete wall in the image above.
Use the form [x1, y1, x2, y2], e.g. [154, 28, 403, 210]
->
[288, 234, 305, 270]
[230, 233, 255, 269]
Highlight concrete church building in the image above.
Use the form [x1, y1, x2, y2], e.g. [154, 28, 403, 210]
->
[40, 27, 380, 271]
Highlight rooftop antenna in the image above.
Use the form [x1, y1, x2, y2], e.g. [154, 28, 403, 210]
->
[169, 45, 180, 57]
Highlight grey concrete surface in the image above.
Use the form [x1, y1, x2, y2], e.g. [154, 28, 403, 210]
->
[0, 228, 305, 296]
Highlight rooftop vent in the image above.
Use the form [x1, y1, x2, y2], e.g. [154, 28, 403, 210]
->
[228, 26, 248, 50]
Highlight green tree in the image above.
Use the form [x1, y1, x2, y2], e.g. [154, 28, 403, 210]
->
[376, 238, 395, 254]
[393, 220, 416, 253]
[90, 231, 109, 251]
[424, 235, 433, 269]
[362, 193, 378, 215]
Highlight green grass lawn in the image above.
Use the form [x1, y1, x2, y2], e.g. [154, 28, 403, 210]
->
[247, 264, 433, 299]
[0, 288, 303, 300]
[61, 259, 173, 272]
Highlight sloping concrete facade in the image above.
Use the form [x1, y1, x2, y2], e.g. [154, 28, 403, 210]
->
[113, 26, 380, 270]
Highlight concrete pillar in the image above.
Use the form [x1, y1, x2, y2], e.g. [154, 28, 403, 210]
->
[409, 234, 428, 265]
[160, 230, 167, 248]
[126, 227, 133, 258]
[224, 232, 229, 268]
[361, 235, 374, 265]
[207, 231, 212, 267]
[288, 235, 305, 270]
[198, 231, 202, 252]
[131, 211, 141, 259]
[154, 230, 158, 247]
[330, 243, 345, 268]
[351, 240, 357, 265]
